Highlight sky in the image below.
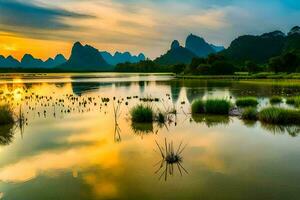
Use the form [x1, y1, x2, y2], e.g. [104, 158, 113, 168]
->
[0, 0, 300, 60]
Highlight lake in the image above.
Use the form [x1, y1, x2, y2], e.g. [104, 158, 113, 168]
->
[0, 73, 300, 200]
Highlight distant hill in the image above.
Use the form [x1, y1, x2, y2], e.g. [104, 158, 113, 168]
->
[222, 27, 300, 63]
[0, 54, 66, 68]
[59, 42, 112, 71]
[100, 51, 145, 66]
[210, 44, 225, 52]
[0, 55, 20, 68]
[154, 40, 197, 65]
[185, 34, 216, 57]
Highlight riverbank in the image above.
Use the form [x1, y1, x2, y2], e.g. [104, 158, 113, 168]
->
[176, 73, 300, 80]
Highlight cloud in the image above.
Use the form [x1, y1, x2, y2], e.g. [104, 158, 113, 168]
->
[0, 0, 94, 40]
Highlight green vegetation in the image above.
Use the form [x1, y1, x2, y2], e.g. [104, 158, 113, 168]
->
[156, 112, 166, 124]
[258, 107, 300, 125]
[191, 99, 205, 114]
[0, 105, 14, 125]
[191, 99, 232, 115]
[241, 107, 258, 120]
[130, 104, 153, 123]
[205, 99, 232, 115]
[286, 97, 296, 105]
[236, 97, 259, 107]
[270, 96, 283, 104]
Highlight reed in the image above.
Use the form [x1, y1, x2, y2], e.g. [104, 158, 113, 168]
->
[236, 97, 258, 107]
[258, 107, 300, 125]
[130, 104, 153, 123]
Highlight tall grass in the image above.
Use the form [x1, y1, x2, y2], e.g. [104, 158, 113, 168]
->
[0, 105, 14, 125]
[130, 104, 153, 123]
[294, 97, 300, 107]
[286, 97, 295, 105]
[191, 99, 231, 115]
[191, 99, 204, 114]
[270, 96, 283, 104]
[236, 97, 258, 107]
[241, 107, 258, 120]
[258, 107, 300, 125]
[205, 99, 232, 115]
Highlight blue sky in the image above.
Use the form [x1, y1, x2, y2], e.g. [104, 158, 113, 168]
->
[0, 0, 299, 59]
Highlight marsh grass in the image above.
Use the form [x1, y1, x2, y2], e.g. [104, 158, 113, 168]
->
[156, 112, 166, 124]
[191, 99, 231, 115]
[130, 104, 153, 123]
[0, 124, 14, 145]
[286, 97, 295, 105]
[258, 107, 300, 125]
[191, 99, 204, 114]
[270, 96, 283, 104]
[236, 97, 258, 107]
[205, 99, 232, 115]
[0, 105, 14, 125]
[294, 97, 300, 107]
[241, 107, 258, 120]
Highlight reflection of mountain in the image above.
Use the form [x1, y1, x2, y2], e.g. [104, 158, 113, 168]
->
[170, 81, 182, 104]
[71, 82, 113, 95]
[186, 88, 205, 104]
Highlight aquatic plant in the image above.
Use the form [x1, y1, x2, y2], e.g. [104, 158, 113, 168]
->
[156, 112, 166, 124]
[0, 105, 14, 125]
[286, 97, 295, 105]
[269, 96, 283, 104]
[205, 99, 232, 115]
[155, 138, 188, 181]
[130, 104, 153, 123]
[191, 99, 204, 114]
[241, 107, 258, 120]
[294, 97, 300, 107]
[258, 107, 300, 125]
[236, 97, 258, 107]
[0, 123, 15, 145]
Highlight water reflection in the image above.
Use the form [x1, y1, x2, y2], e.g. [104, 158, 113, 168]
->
[261, 123, 300, 137]
[1, 75, 300, 199]
[192, 114, 231, 127]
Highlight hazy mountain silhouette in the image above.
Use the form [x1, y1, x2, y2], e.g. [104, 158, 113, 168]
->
[20, 54, 44, 68]
[59, 42, 112, 71]
[210, 44, 225, 52]
[100, 51, 145, 66]
[185, 34, 216, 57]
[0, 55, 20, 68]
[222, 27, 300, 63]
[154, 40, 196, 65]
[43, 54, 67, 68]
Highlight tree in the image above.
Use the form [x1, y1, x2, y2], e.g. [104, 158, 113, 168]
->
[172, 64, 186, 74]
[245, 60, 260, 73]
[210, 61, 236, 75]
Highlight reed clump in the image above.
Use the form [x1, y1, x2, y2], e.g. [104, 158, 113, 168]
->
[258, 107, 300, 125]
[130, 104, 154, 123]
[241, 107, 258, 120]
[0, 105, 14, 125]
[236, 97, 258, 107]
[191, 99, 231, 115]
[270, 96, 283, 104]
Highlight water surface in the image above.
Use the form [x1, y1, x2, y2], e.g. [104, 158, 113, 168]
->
[0, 73, 300, 200]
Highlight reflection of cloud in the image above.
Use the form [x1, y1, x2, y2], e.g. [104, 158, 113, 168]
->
[0, 139, 120, 182]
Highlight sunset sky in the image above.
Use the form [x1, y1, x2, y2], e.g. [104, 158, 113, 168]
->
[0, 0, 300, 60]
